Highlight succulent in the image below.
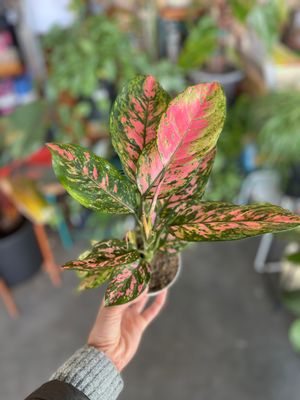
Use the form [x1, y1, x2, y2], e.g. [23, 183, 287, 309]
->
[48, 75, 300, 306]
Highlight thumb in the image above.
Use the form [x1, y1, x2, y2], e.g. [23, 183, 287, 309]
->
[88, 298, 128, 344]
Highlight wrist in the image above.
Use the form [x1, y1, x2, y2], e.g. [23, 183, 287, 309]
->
[51, 345, 123, 400]
[87, 340, 123, 372]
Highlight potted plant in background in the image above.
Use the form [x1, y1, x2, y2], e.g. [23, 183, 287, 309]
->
[48, 75, 300, 306]
[226, 90, 300, 199]
[178, 2, 246, 102]
[178, 0, 288, 102]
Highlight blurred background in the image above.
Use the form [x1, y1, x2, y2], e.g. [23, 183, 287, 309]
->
[1, 0, 300, 399]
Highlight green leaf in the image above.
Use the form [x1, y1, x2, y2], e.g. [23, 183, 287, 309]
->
[77, 270, 113, 291]
[62, 239, 140, 271]
[110, 75, 170, 181]
[281, 291, 300, 316]
[287, 252, 300, 266]
[105, 259, 150, 306]
[47, 143, 138, 214]
[289, 319, 300, 353]
[178, 16, 218, 69]
[229, 0, 256, 22]
[137, 82, 226, 198]
[168, 202, 300, 241]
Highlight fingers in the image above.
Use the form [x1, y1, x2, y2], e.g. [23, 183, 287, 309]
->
[131, 290, 149, 313]
[141, 290, 167, 328]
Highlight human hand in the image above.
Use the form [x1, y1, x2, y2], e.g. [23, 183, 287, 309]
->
[87, 290, 167, 372]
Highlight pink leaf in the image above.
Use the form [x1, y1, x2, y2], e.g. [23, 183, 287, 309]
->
[137, 82, 225, 197]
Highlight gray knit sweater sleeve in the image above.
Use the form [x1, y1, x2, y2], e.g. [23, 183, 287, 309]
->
[51, 345, 124, 400]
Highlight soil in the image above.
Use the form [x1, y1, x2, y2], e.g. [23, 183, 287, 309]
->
[149, 252, 179, 293]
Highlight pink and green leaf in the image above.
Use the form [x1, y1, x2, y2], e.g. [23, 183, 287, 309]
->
[137, 82, 226, 197]
[159, 234, 188, 254]
[47, 143, 138, 214]
[168, 202, 300, 241]
[77, 270, 113, 291]
[62, 239, 140, 271]
[105, 260, 151, 306]
[164, 147, 216, 209]
[110, 75, 170, 181]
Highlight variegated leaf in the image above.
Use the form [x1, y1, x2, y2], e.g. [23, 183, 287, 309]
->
[137, 82, 226, 197]
[62, 239, 140, 271]
[164, 147, 216, 209]
[77, 270, 113, 291]
[137, 140, 201, 199]
[47, 143, 138, 214]
[169, 202, 300, 241]
[110, 75, 170, 181]
[105, 260, 151, 306]
[159, 234, 188, 254]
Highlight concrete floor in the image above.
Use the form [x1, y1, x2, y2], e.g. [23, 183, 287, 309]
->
[1, 237, 300, 400]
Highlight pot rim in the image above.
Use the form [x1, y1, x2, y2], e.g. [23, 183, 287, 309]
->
[148, 252, 182, 296]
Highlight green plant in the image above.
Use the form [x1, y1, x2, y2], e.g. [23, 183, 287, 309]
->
[278, 246, 300, 353]
[282, 288, 300, 353]
[43, 11, 142, 141]
[0, 100, 48, 167]
[47, 75, 300, 306]
[179, 15, 219, 70]
[178, 0, 288, 71]
[227, 91, 300, 167]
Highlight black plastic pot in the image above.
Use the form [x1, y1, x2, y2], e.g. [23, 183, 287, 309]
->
[285, 164, 300, 198]
[0, 219, 42, 287]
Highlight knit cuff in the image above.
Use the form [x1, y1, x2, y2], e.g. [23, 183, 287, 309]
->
[51, 345, 123, 400]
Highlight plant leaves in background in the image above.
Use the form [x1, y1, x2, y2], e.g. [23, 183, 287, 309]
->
[282, 290, 300, 316]
[137, 82, 226, 197]
[229, 0, 256, 22]
[286, 252, 300, 266]
[178, 16, 218, 69]
[0, 100, 48, 167]
[168, 202, 300, 241]
[105, 260, 150, 306]
[48, 143, 138, 214]
[110, 75, 170, 181]
[289, 318, 300, 353]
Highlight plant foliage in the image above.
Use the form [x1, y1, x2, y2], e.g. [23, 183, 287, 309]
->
[48, 75, 300, 306]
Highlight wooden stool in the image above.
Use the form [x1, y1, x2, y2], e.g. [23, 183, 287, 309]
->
[0, 279, 19, 318]
[33, 224, 61, 287]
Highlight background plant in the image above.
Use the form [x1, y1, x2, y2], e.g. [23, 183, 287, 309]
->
[48, 75, 300, 306]
[178, 0, 288, 71]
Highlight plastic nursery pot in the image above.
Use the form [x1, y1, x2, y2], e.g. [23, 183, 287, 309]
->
[0, 219, 42, 287]
[148, 252, 182, 296]
[188, 69, 244, 104]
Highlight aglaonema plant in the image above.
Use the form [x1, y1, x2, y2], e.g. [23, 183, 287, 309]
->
[47, 75, 300, 306]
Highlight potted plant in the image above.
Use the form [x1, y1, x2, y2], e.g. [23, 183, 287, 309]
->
[178, 0, 288, 102]
[178, 3, 246, 102]
[225, 90, 300, 197]
[48, 75, 300, 306]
